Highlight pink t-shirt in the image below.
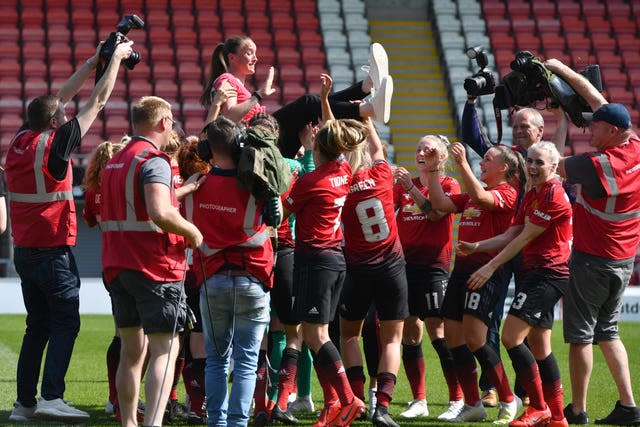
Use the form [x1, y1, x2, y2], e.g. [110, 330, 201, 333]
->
[214, 72, 266, 124]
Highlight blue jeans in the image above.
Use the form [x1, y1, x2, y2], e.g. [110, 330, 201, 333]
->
[200, 274, 270, 427]
[13, 246, 81, 405]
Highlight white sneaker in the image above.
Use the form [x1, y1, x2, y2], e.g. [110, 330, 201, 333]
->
[370, 75, 393, 123]
[9, 401, 36, 422]
[105, 400, 115, 414]
[287, 395, 315, 413]
[438, 399, 465, 421]
[287, 392, 297, 405]
[361, 43, 389, 91]
[34, 398, 90, 422]
[367, 388, 377, 419]
[493, 397, 520, 425]
[399, 399, 429, 418]
[453, 401, 487, 422]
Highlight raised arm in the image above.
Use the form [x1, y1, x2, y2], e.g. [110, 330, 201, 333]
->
[462, 97, 492, 157]
[56, 42, 103, 107]
[544, 58, 607, 111]
[75, 41, 133, 137]
[450, 142, 496, 208]
[423, 146, 457, 213]
[320, 73, 335, 123]
[549, 105, 569, 155]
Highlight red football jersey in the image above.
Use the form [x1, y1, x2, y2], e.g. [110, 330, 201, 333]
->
[394, 175, 461, 270]
[276, 171, 297, 249]
[283, 158, 352, 252]
[82, 188, 100, 228]
[514, 178, 572, 274]
[451, 182, 518, 270]
[342, 160, 403, 265]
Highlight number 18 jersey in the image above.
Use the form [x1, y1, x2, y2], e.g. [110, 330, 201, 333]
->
[342, 160, 403, 266]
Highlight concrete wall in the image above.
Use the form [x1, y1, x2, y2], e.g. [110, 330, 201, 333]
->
[365, 0, 430, 21]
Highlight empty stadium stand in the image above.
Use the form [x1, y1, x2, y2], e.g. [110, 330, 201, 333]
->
[0, 0, 328, 160]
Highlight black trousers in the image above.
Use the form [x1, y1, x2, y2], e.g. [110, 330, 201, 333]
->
[273, 81, 367, 158]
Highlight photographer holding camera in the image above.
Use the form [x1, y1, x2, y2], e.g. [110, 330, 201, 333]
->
[544, 58, 640, 426]
[6, 38, 133, 423]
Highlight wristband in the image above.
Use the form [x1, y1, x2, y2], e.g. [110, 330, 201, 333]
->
[252, 91, 263, 102]
[406, 184, 415, 192]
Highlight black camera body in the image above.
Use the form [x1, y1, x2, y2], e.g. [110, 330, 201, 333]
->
[464, 47, 497, 97]
[95, 15, 145, 83]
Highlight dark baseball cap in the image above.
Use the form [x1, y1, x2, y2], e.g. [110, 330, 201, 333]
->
[582, 103, 631, 129]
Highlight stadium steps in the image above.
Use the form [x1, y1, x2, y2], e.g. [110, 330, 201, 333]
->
[369, 20, 456, 171]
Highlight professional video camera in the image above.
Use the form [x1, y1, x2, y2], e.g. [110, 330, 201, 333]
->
[494, 51, 602, 127]
[95, 15, 145, 83]
[464, 46, 497, 97]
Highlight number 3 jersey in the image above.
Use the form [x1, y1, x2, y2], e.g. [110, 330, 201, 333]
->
[342, 160, 404, 266]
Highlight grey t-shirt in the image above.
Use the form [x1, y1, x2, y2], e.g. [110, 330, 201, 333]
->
[564, 154, 606, 199]
[138, 156, 172, 199]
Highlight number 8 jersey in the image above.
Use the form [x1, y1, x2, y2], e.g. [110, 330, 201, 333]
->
[342, 160, 404, 265]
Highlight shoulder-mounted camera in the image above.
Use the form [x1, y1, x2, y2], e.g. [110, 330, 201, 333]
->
[494, 51, 603, 127]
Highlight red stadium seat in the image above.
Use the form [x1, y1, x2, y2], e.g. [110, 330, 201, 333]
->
[481, 0, 506, 19]
[559, 16, 586, 34]
[23, 80, 50, 99]
[581, 1, 606, 17]
[48, 59, 73, 79]
[556, 1, 581, 19]
[244, 0, 268, 12]
[154, 78, 180, 100]
[301, 47, 326, 66]
[298, 31, 322, 48]
[531, 1, 556, 19]
[271, 12, 295, 30]
[245, 11, 270, 31]
[294, 0, 316, 14]
[269, 0, 293, 13]
[0, 78, 22, 98]
[505, 1, 531, 20]
[514, 34, 541, 53]
[295, 12, 320, 32]
[127, 80, 153, 101]
[279, 66, 304, 85]
[276, 47, 301, 66]
[282, 82, 307, 104]
[536, 19, 561, 36]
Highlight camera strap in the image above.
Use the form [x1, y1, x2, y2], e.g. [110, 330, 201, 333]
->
[492, 97, 503, 146]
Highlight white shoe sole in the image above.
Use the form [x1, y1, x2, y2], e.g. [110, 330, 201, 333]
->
[372, 76, 393, 123]
[369, 43, 389, 90]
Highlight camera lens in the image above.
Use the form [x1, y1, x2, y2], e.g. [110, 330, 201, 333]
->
[123, 51, 141, 70]
[464, 76, 486, 94]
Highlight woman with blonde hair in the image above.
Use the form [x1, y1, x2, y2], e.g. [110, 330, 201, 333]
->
[392, 135, 463, 421]
[282, 79, 369, 426]
[425, 142, 525, 424]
